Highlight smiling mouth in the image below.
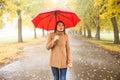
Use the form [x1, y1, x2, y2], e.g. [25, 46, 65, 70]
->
[60, 28, 63, 30]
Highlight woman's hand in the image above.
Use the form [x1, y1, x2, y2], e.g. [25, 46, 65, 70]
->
[68, 63, 72, 68]
[53, 35, 59, 41]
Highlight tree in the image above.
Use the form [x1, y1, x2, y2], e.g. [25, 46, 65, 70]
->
[0, 0, 5, 28]
[25, 0, 48, 37]
[4, 0, 47, 42]
[83, 13, 92, 38]
[95, 0, 120, 44]
[4, 0, 28, 42]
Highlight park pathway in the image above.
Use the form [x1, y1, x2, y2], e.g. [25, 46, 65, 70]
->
[0, 35, 120, 80]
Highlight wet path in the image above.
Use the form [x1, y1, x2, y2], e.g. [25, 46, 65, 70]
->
[0, 36, 120, 80]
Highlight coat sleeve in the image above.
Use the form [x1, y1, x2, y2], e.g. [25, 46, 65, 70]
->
[66, 35, 72, 64]
[46, 33, 56, 50]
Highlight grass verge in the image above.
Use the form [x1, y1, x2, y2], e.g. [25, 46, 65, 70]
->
[0, 37, 46, 67]
[75, 35, 120, 54]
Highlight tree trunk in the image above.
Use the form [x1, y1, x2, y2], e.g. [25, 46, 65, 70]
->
[42, 28, 45, 37]
[47, 31, 49, 36]
[86, 26, 92, 38]
[84, 27, 86, 37]
[95, 16, 100, 40]
[95, 25, 100, 40]
[79, 27, 82, 35]
[0, 8, 3, 29]
[17, 10, 23, 42]
[34, 28, 37, 39]
[0, 17, 2, 29]
[111, 16, 119, 44]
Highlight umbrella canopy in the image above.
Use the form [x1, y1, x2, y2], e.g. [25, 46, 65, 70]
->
[32, 8, 80, 31]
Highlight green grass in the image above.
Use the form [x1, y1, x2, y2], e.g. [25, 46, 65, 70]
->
[75, 33, 120, 53]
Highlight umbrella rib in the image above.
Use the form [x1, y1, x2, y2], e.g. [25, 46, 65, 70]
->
[58, 13, 75, 26]
[57, 15, 61, 20]
[36, 13, 52, 27]
[47, 15, 54, 30]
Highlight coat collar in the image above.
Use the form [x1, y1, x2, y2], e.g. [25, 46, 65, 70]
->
[55, 31, 65, 35]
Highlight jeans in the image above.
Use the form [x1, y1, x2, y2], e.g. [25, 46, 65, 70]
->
[51, 67, 67, 80]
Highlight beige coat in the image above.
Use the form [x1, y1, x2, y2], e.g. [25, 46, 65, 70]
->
[46, 31, 72, 68]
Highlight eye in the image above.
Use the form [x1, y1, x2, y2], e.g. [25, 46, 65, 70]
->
[58, 24, 61, 26]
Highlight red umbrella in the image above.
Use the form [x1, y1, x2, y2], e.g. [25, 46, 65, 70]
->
[32, 8, 80, 31]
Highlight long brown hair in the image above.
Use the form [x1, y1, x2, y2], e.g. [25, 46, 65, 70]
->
[54, 20, 66, 34]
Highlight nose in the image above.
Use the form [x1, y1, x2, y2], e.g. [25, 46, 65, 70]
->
[60, 26, 63, 28]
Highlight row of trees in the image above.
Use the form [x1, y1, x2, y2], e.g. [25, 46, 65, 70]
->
[92, 0, 120, 44]
[0, 0, 120, 44]
[0, 0, 46, 42]
[69, 0, 120, 44]
[0, 0, 27, 42]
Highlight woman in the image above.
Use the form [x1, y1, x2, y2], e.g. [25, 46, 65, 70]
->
[46, 20, 72, 80]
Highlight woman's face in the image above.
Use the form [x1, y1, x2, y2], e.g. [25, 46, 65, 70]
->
[57, 22, 64, 31]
